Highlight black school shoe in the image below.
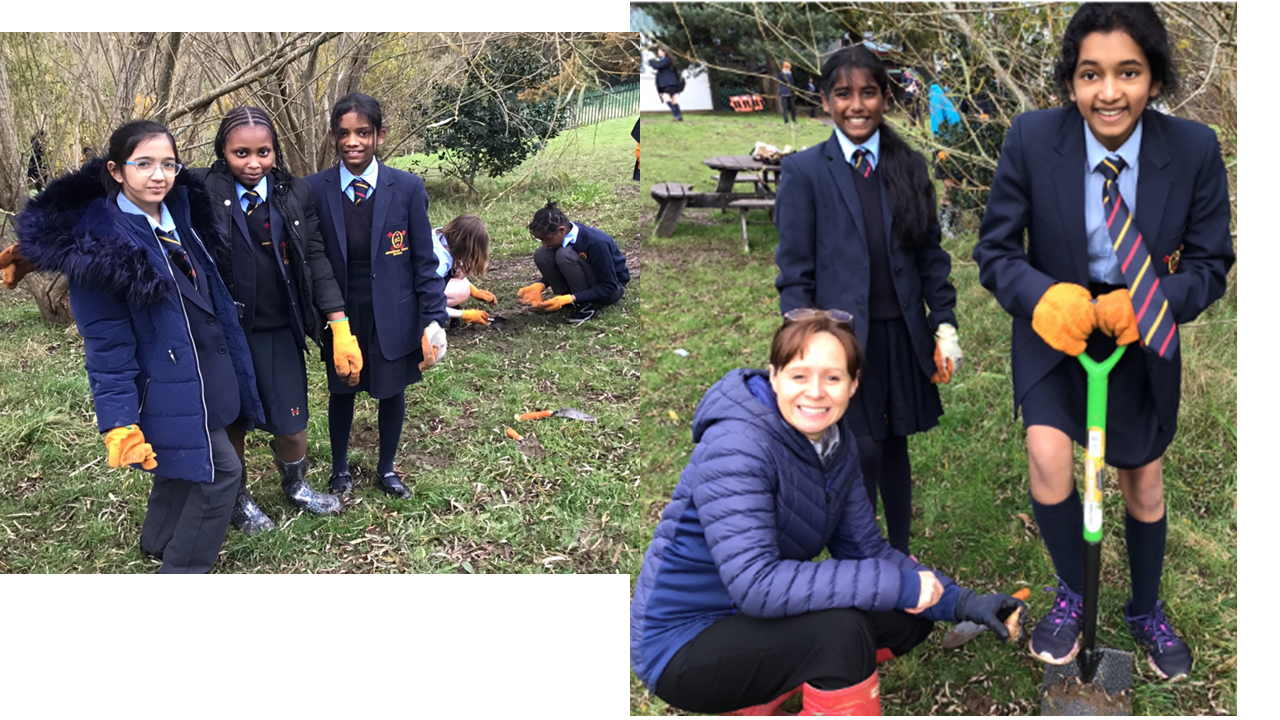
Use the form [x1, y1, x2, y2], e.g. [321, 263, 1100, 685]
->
[567, 303, 597, 325]
[329, 469, 354, 495]
[378, 471, 412, 499]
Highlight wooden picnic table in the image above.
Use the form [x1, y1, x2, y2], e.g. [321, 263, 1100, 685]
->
[704, 155, 782, 194]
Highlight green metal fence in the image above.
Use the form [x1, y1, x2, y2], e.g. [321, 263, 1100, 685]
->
[567, 82, 639, 128]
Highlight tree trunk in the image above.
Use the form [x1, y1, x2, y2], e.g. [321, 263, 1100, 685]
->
[0, 45, 29, 214]
[113, 32, 157, 125]
[153, 33, 183, 124]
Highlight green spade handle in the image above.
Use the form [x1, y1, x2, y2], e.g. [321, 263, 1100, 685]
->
[1078, 346, 1126, 543]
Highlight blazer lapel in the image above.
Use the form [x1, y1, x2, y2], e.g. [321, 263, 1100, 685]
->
[231, 197, 254, 256]
[1050, 110, 1090, 283]
[822, 136, 868, 250]
[326, 167, 349, 264]
[370, 168, 393, 263]
[1135, 110, 1172, 248]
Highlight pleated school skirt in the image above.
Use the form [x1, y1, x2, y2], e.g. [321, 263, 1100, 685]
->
[847, 318, 943, 441]
[324, 261, 421, 399]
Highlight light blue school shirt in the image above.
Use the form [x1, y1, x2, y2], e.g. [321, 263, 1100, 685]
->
[561, 222, 580, 248]
[1084, 118, 1142, 284]
[116, 192, 178, 238]
[832, 126, 880, 171]
[235, 176, 269, 213]
[339, 157, 380, 202]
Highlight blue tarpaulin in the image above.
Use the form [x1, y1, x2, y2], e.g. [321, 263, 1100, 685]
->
[930, 83, 961, 135]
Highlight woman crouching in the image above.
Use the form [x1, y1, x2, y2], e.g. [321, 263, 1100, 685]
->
[630, 310, 1025, 715]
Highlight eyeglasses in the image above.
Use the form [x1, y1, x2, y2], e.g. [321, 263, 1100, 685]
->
[126, 160, 184, 177]
[783, 308, 855, 328]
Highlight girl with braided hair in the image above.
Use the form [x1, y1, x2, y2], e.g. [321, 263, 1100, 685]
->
[188, 105, 356, 531]
[518, 201, 629, 325]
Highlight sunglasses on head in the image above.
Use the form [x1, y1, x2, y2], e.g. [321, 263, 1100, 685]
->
[783, 308, 855, 328]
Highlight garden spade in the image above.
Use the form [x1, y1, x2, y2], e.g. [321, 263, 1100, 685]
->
[1041, 344, 1133, 716]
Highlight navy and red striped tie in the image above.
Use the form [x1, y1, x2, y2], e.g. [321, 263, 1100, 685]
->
[350, 177, 371, 205]
[1097, 156, 1177, 360]
[852, 148, 873, 179]
[156, 228, 197, 291]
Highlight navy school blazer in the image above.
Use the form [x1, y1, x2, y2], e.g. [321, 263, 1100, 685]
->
[972, 106, 1234, 428]
[305, 163, 449, 362]
[775, 132, 957, 380]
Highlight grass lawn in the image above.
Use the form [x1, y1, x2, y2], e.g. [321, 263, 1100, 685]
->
[0, 115, 644, 575]
[628, 111, 1236, 715]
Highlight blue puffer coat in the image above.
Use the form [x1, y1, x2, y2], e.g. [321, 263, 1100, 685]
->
[630, 369, 966, 691]
[15, 159, 263, 483]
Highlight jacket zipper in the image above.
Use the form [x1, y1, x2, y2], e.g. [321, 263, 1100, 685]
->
[164, 226, 215, 481]
[138, 377, 151, 414]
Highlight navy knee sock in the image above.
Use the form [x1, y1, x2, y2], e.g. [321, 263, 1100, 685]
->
[377, 392, 406, 476]
[855, 435, 912, 554]
[878, 436, 913, 554]
[1031, 489, 1085, 594]
[328, 393, 356, 473]
[1125, 510, 1167, 616]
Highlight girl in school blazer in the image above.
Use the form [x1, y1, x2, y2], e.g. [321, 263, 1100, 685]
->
[306, 92, 449, 501]
[774, 45, 960, 556]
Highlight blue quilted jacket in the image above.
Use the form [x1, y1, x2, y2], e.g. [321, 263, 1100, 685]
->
[15, 159, 263, 483]
[629, 369, 965, 691]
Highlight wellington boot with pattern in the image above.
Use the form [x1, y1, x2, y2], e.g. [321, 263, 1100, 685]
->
[274, 452, 342, 515]
[798, 672, 881, 716]
[229, 468, 276, 534]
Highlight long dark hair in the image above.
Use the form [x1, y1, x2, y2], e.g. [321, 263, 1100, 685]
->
[330, 92, 384, 132]
[213, 105, 291, 180]
[819, 46, 935, 252]
[101, 120, 179, 194]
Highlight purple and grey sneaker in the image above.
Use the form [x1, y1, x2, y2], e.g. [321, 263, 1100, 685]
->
[1029, 578, 1083, 664]
[1125, 599, 1192, 681]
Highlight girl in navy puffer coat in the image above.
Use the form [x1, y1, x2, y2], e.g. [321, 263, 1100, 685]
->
[15, 121, 261, 573]
[630, 313, 1025, 715]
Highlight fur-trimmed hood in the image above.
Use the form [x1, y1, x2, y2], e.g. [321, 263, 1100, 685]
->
[15, 158, 225, 308]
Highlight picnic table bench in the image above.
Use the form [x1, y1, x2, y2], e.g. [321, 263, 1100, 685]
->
[727, 198, 777, 253]
[704, 155, 782, 194]
[650, 182, 762, 238]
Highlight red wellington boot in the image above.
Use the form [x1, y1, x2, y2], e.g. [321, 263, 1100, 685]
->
[797, 672, 881, 716]
[721, 686, 801, 716]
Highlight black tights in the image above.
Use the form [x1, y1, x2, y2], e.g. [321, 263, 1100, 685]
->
[856, 434, 913, 554]
[328, 391, 406, 476]
[655, 608, 932, 715]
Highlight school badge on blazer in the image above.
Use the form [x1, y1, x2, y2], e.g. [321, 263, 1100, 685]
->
[386, 229, 408, 257]
[1164, 244, 1183, 273]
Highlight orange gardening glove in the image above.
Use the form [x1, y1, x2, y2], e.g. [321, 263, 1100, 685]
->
[537, 294, 574, 312]
[419, 321, 447, 371]
[517, 283, 545, 306]
[1031, 283, 1096, 356]
[330, 319, 363, 386]
[104, 425, 158, 470]
[931, 324, 962, 384]
[460, 309, 491, 325]
[0, 244, 36, 290]
[469, 285, 498, 307]
[1094, 288, 1140, 346]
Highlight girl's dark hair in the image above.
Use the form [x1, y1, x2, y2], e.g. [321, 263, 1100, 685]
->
[528, 201, 571, 235]
[1053, 3, 1178, 100]
[771, 313, 864, 379]
[213, 106, 290, 179]
[819, 45, 936, 252]
[443, 214, 491, 277]
[101, 120, 179, 193]
[330, 92, 384, 132]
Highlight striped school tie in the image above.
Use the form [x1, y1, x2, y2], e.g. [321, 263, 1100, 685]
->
[1097, 156, 1177, 360]
[242, 188, 261, 216]
[155, 228, 197, 291]
[349, 177, 371, 205]
[852, 148, 873, 179]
